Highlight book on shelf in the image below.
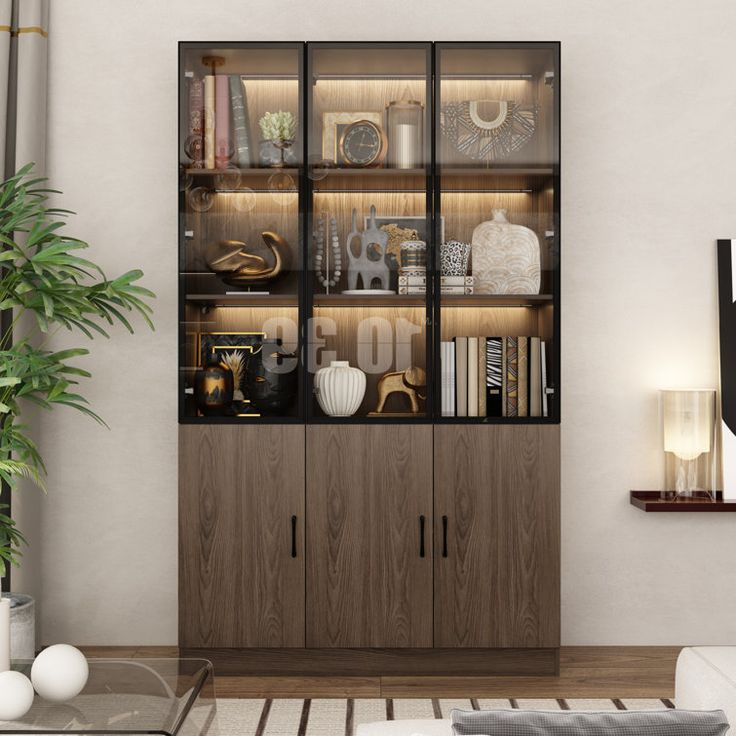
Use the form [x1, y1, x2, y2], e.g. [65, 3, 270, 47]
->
[441, 285, 474, 294]
[398, 285, 426, 295]
[441, 334, 552, 419]
[203, 75, 216, 169]
[229, 75, 253, 168]
[506, 336, 518, 417]
[187, 76, 204, 168]
[454, 336, 468, 417]
[529, 337, 541, 417]
[517, 336, 528, 417]
[441, 275, 474, 286]
[399, 275, 427, 286]
[467, 337, 479, 417]
[214, 75, 231, 169]
[486, 337, 503, 417]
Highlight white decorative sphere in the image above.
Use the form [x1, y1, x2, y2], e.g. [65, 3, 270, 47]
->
[31, 644, 89, 702]
[0, 670, 34, 720]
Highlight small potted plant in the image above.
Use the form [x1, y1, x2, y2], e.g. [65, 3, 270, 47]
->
[258, 110, 297, 168]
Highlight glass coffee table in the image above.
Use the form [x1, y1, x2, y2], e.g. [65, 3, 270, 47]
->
[0, 659, 217, 736]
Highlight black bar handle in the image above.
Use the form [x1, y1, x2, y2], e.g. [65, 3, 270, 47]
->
[291, 515, 297, 558]
[419, 515, 425, 558]
[442, 515, 448, 558]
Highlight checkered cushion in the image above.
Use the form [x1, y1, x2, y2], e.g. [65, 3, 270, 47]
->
[450, 709, 730, 736]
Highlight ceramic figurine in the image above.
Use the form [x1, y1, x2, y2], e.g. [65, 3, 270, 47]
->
[374, 366, 427, 414]
[346, 206, 390, 291]
[205, 231, 291, 286]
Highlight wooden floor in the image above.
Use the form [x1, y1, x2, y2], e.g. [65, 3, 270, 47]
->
[78, 646, 681, 699]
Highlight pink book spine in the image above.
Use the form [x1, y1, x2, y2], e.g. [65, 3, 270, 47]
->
[188, 76, 204, 168]
[214, 74, 231, 169]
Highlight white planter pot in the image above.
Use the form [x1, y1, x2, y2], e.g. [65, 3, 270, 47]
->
[314, 361, 366, 417]
[2, 594, 34, 660]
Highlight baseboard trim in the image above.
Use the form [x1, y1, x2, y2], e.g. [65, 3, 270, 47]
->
[179, 647, 560, 676]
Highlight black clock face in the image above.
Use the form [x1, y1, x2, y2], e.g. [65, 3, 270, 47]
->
[340, 121, 384, 166]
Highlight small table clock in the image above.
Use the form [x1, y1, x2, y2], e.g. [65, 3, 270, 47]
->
[338, 120, 387, 167]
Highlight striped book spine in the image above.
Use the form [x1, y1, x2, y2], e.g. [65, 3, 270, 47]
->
[506, 336, 519, 417]
[486, 337, 503, 417]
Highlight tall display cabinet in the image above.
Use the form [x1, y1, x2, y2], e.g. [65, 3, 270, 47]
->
[179, 42, 560, 675]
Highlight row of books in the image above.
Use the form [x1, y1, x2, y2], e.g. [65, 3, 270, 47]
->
[398, 275, 475, 296]
[441, 336, 553, 418]
[186, 75, 253, 170]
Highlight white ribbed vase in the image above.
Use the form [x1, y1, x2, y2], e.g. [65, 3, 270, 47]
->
[314, 361, 366, 417]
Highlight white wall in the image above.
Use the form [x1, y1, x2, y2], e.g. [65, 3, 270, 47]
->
[31, 0, 736, 646]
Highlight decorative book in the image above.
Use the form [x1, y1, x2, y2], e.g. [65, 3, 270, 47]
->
[229, 75, 252, 168]
[203, 75, 215, 169]
[214, 75, 231, 169]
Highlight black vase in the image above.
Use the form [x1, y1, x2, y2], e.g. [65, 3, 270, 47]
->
[244, 338, 298, 414]
[194, 353, 234, 416]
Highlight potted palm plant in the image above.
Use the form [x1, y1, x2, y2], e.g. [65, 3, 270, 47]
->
[0, 164, 154, 655]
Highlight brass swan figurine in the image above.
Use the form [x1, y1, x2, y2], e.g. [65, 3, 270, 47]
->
[205, 231, 291, 286]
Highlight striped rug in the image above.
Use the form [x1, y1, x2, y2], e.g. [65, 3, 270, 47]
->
[214, 697, 676, 736]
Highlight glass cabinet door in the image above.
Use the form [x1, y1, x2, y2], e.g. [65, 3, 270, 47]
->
[434, 43, 559, 422]
[179, 43, 303, 421]
[305, 43, 433, 421]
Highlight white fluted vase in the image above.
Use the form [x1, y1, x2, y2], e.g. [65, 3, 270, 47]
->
[314, 361, 366, 417]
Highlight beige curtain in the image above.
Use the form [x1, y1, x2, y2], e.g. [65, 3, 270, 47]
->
[0, 0, 49, 597]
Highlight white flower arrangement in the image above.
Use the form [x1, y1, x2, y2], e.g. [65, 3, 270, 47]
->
[259, 110, 296, 142]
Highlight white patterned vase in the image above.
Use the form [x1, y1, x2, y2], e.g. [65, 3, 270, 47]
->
[314, 361, 366, 417]
[471, 209, 541, 294]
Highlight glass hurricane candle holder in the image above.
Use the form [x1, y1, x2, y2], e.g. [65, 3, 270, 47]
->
[660, 389, 717, 499]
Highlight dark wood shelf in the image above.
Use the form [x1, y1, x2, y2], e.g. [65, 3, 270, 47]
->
[441, 166, 554, 177]
[185, 293, 298, 307]
[630, 491, 736, 512]
[313, 294, 425, 307]
[441, 294, 553, 307]
[184, 167, 300, 176]
[312, 167, 426, 177]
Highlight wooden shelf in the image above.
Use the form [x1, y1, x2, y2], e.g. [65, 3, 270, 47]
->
[312, 167, 426, 177]
[441, 166, 554, 177]
[313, 294, 425, 307]
[184, 167, 300, 177]
[630, 491, 736, 512]
[441, 294, 553, 307]
[185, 293, 298, 307]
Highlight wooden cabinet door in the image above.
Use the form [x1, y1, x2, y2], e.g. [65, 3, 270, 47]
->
[306, 425, 433, 648]
[434, 425, 560, 648]
[179, 425, 305, 648]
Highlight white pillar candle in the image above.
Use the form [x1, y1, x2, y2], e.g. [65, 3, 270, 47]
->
[0, 597, 9, 672]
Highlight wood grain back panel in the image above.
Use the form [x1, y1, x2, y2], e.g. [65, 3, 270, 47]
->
[434, 425, 559, 648]
[179, 425, 305, 647]
[306, 425, 433, 648]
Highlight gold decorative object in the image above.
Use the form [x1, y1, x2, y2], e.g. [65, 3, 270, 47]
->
[374, 366, 427, 414]
[221, 350, 246, 400]
[380, 223, 420, 261]
[205, 231, 291, 286]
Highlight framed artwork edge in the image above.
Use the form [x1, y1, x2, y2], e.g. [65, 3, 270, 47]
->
[717, 239, 736, 499]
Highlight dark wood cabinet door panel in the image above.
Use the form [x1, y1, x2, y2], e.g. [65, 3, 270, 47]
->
[434, 425, 559, 648]
[179, 425, 305, 648]
[306, 425, 433, 648]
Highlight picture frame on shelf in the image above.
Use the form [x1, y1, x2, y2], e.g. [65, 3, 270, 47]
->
[322, 111, 382, 165]
[198, 332, 266, 368]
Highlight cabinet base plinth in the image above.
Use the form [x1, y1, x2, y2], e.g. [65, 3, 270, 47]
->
[179, 647, 559, 676]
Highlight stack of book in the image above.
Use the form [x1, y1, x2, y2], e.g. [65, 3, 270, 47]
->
[441, 336, 553, 418]
[398, 273, 426, 295]
[441, 275, 474, 295]
[186, 74, 253, 170]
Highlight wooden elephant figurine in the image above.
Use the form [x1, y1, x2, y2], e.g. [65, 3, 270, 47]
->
[374, 366, 427, 414]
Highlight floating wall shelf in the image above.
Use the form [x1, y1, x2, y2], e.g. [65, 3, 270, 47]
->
[630, 491, 736, 512]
